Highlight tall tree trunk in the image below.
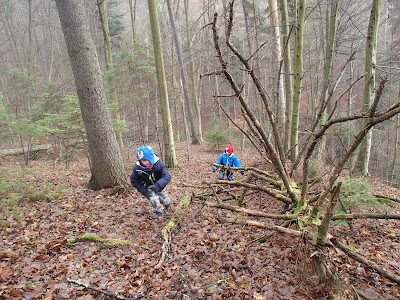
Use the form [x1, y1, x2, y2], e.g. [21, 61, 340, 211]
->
[317, 0, 340, 160]
[27, 0, 32, 75]
[147, 0, 179, 167]
[290, 0, 306, 161]
[279, 0, 294, 153]
[353, 0, 383, 176]
[268, 0, 285, 127]
[184, 0, 203, 141]
[55, 0, 126, 190]
[166, 0, 200, 145]
[389, 82, 400, 184]
[129, 0, 137, 42]
[97, 0, 124, 149]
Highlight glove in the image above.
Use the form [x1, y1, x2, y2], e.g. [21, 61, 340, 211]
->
[241, 171, 245, 175]
[148, 184, 159, 193]
[212, 166, 217, 173]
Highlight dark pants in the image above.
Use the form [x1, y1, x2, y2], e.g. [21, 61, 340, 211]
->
[218, 169, 233, 181]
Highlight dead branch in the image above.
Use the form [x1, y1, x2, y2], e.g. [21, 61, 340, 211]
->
[156, 225, 172, 269]
[208, 179, 292, 205]
[311, 79, 400, 217]
[212, 9, 297, 204]
[217, 215, 304, 237]
[156, 195, 193, 269]
[331, 213, 400, 220]
[330, 238, 400, 285]
[372, 193, 400, 203]
[316, 183, 342, 245]
[67, 278, 146, 299]
[206, 201, 297, 219]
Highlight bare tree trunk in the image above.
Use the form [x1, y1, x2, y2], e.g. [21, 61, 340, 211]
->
[389, 82, 400, 184]
[166, 0, 200, 145]
[317, 0, 340, 160]
[353, 0, 383, 176]
[55, 0, 126, 190]
[184, 0, 203, 141]
[97, 0, 124, 149]
[290, 0, 306, 161]
[129, 0, 137, 42]
[147, 0, 179, 167]
[268, 0, 285, 127]
[279, 0, 293, 153]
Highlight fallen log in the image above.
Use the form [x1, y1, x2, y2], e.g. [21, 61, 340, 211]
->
[331, 213, 400, 220]
[0, 144, 52, 156]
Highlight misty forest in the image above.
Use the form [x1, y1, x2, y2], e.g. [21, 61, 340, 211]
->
[1, 0, 400, 299]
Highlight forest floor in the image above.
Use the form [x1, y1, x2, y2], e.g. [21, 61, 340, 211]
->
[0, 141, 399, 299]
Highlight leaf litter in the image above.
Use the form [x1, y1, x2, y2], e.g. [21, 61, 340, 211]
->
[0, 142, 399, 299]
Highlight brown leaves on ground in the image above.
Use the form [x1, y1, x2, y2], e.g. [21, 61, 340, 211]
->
[0, 142, 399, 299]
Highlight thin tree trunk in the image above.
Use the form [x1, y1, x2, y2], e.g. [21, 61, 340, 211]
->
[184, 0, 203, 141]
[290, 0, 306, 161]
[279, 0, 293, 153]
[353, 0, 383, 176]
[147, 0, 179, 167]
[166, 0, 200, 145]
[97, 0, 124, 149]
[129, 0, 137, 42]
[268, 0, 285, 127]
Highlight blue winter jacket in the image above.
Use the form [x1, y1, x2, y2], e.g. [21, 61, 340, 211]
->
[130, 155, 171, 195]
[215, 153, 242, 169]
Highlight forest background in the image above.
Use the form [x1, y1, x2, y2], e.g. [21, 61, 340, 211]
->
[0, 0, 400, 299]
[0, 0, 399, 182]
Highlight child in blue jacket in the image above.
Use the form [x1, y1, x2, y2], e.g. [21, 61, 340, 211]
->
[212, 142, 243, 181]
[130, 145, 172, 219]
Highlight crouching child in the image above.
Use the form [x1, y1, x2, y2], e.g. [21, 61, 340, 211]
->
[130, 145, 172, 220]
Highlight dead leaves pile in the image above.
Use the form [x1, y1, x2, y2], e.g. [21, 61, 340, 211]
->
[1, 142, 399, 299]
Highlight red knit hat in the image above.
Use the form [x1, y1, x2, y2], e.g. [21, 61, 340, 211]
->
[225, 142, 234, 155]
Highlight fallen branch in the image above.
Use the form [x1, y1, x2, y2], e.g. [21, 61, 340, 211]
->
[67, 278, 146, 299]
[209, 180, 292, 205]
[156, 196, 192, 269]
[206, 201, 297, 220]
[372, 193, 400, 203]
[330, 238, 400, 285]
[217, 215, 303, 237]
[331, 213, 400, 220]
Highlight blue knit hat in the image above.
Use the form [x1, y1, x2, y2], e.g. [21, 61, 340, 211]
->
[137, 145, 155, 169]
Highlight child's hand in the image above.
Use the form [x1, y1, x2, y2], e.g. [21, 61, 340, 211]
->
[148, 185, 159, 193]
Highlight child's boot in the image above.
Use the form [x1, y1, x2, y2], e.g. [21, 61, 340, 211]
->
[150, 211, 163, 219]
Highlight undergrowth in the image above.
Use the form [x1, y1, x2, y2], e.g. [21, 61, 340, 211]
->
[0, 166, 65, 211]
[338, 177, 393, 212]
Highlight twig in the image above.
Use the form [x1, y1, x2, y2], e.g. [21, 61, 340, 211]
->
[67, 278, 147, 299]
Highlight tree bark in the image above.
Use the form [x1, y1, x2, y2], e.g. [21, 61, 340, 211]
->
[353, 0, 383, 176]
[166, 0, 200, 145]
[97, 0, 124, 150]
[147, 0, 179, 167]
[290, 0, 306, 161]
[55, 0, 126, 190]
